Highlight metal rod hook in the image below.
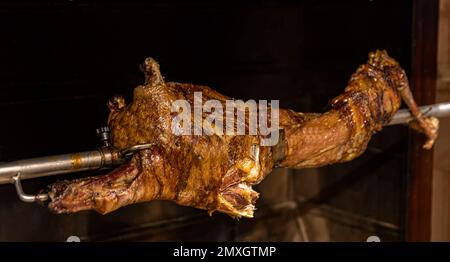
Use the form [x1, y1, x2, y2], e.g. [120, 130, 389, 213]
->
[119, 143, 155, 158]
[11, 173, 49, 203]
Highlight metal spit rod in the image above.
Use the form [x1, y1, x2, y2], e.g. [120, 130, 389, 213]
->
[386, 102, 450, 126]
[0, 148, 118, 185]
[0, 102, 449, 186]
[0, 144, 156, 186]
[0, 124, 155, 187]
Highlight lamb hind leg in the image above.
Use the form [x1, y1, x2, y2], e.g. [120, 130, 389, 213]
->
[396, 78, 439, 149]
[369, 50, 438, 149]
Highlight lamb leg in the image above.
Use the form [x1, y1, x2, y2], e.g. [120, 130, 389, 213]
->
[278, 50, 438, 169]
[47, 150, 162, 214]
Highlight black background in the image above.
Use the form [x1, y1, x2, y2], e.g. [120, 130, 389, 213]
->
[0, 0, 412, 241]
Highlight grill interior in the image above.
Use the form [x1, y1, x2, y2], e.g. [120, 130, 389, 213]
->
[0, 0, 425, 241]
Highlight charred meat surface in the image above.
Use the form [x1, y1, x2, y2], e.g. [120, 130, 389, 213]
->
[47, 50, 438, 218]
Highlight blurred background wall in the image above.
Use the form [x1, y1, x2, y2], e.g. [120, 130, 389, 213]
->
[432, 0, 450, 241]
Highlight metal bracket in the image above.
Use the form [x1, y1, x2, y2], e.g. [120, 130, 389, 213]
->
[11, 173, 49, 203]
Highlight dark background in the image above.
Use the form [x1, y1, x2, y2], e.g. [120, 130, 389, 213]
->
[0, 0, 412, 241]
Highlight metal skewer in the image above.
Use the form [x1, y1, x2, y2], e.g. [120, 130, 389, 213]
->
[1, 103, 449, 185]
[1, 144, 153, 203]
[0, 148, 119, 185]
[0, 102, 449, 203]
[0, 127, 154, 203]
[386, 102, 450, 126]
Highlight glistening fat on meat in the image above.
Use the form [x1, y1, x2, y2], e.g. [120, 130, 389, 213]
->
[46, 51, 438, 218]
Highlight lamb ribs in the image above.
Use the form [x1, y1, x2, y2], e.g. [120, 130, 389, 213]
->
[47, 50, 438, 218]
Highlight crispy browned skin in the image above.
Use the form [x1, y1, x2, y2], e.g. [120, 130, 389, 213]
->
[47, 50, 438, 218]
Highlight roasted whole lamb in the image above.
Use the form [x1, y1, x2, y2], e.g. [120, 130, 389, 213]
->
[47, 50, 438, 218]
